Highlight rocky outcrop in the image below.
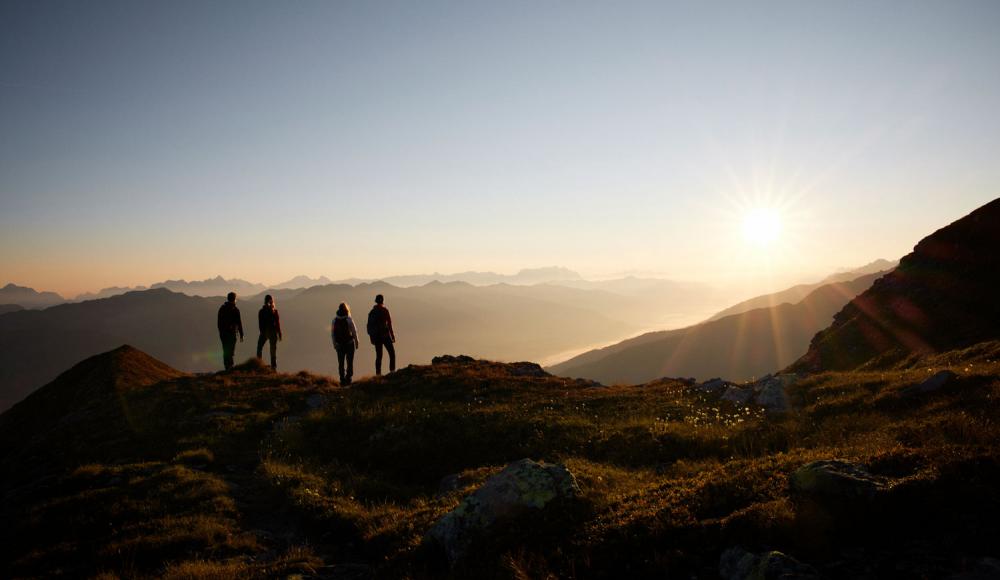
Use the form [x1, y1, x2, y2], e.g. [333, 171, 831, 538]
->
[426, 458, 580, 563]
[719, 546, 819, 580]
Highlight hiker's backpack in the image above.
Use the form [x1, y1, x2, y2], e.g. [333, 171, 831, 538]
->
[333, 317, 352, 344]
[367, 307, 384, 337]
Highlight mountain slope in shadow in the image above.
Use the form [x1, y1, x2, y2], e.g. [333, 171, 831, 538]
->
[549, 271, 886, 384]
[791, 197, 1000, 372]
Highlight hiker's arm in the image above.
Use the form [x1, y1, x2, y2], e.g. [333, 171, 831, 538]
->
[386, 310, 396, 341]
[350, 319, 359, 348]
[276, 311, 282, 340]
[237, 312, 244, 340]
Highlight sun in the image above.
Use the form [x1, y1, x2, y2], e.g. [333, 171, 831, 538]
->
[742, 207, 782, 247]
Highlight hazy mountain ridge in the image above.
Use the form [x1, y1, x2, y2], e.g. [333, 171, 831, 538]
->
[707, 259, 898, 321]
[549, 270, 888, 384]
[0, 283, 64, 309]
[0, 282, 644, 411]
[791, 197, 1000, 372]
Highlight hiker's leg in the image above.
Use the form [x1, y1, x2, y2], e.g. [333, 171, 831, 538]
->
[268, 333, 277, 369]
[336, 348, 346, 382]
[222, 334, 236, 370]
[375, 342, 383, 376]
[345, 345, 355, 384]
[256, 334, 266, 359]
[384, 340, 396, 373]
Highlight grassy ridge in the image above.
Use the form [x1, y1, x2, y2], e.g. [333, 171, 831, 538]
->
[3, 344, 1000, 578]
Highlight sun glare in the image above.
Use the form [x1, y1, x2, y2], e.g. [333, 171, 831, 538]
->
[742, 208, 782, 247]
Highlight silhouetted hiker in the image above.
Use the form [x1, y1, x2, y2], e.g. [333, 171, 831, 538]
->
[257, 294, 282, 369]
[217, 292, 244, 370]
[367, 294, 396, 375]
[332, 302, 360, 385]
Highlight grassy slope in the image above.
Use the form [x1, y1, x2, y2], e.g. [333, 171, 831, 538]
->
[3, 343, 1000, 578]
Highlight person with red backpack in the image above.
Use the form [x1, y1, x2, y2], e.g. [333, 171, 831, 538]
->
[331, 302, 359, 385]
[366, 294, 396, 375]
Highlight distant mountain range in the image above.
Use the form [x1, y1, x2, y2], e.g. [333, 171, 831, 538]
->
[791, 197, 1000, 372]
[0, 284, 64, 309]
[0, 282, 647, 411]
[549, 270, 888, 384]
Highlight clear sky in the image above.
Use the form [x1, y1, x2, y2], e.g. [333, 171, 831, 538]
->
[2, 1, 998, 297]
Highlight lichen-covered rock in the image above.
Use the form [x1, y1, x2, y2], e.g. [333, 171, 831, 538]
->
[902, 369, 957, 396]
[426, 458, 580, 563]
[719, 546, 819, 580]
[790, 460, 886, 504]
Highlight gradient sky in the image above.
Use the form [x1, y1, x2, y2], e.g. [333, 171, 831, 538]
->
[2, 1, 998, 297]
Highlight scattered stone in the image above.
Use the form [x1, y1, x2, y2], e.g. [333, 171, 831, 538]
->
[432, 355, 476, 365]
[699, 378, 730, 393]
[721, 386, 753, 405]
[720, 546, 819, 580]
[305, 394, 327, 409]
[790, 460, 887, 505]
[753, 374, 798, 413]
[902, 370, 957, 396]
[949, 557, 1000, 580]
[508, 362, 548, 377]
[425, 458, 580, 563]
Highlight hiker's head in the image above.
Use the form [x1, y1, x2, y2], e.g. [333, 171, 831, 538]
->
[264, 294, 273, 306]
[338, 302, 349, 316]
[227, 292, 237, 303]
[375, 294, 384, 305]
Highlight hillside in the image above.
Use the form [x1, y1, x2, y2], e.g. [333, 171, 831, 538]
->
[3, 344, 1000, 578]
[792, 197, 1000, 372]
[550, 271, 885, 384]
[0, 304, 23, 315]
[0, 282, 645, 411]
[707, 259, 897, 321]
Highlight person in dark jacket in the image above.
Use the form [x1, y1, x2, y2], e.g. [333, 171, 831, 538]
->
[217, 292, 244, 370]
[257, 294, 282, 369]
[331, 302, 359, 385]
[366, 294, 396, 375]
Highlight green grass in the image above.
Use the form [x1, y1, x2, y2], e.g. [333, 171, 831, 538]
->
[4, 343, 1000, 578]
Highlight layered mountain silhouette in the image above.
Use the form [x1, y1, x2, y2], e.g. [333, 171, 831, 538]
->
[0, 283, 64, 309]
[0, 304, 23, 315]
[708, 259, 897, 321]
[791, 197, 1000, 372]
[549, 270, 887, 384]
[0, 282, 647, 411]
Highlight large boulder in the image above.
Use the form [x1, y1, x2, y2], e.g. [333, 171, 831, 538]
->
[722, 386, 754, 405]
[790, 460, 886, 505]
[720, 546, 819, 580]
[752, 374, 799, 413]
[426, 458, 580, 563]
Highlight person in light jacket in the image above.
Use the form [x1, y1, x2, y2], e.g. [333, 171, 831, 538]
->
[331, 302, 360, 385]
